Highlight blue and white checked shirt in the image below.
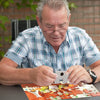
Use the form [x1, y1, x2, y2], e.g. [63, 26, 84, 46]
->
[5, 26, 100, 71]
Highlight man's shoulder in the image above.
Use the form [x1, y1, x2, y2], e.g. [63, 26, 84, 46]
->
[68, 26, 86, 33]
[21, 26, 42, 38]
[68, 26, 88, 37]
[67, 26, 90, 42]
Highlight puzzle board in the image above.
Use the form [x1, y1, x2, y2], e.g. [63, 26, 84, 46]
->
[21, 83, 100, 100]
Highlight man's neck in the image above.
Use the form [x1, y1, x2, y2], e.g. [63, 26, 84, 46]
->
[53, 46, 59, 53]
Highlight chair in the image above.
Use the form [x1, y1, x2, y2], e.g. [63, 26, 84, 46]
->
[11, 20, 38, 41]
[11, 20, 38, 68]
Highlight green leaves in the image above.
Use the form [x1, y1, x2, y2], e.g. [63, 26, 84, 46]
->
[0, 16, 9, 24]
[16, 0, 38, 20]
[0, 0, 12, 30]
[0, 0, 14, 8]
[16, 0, 39, 9]
[0, 15, 9, 30]
[69, 2, 78, 10]
[0, 51, 5, 58]
[4, 36, 11, 43]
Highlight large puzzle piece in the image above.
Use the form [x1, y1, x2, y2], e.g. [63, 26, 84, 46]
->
[54, 71, 69, 84]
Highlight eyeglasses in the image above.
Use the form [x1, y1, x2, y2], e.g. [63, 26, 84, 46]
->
[43, 28, 67, 34]
[42, 22, 68, 34]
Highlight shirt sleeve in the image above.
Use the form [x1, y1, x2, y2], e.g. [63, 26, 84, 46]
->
[81, 30, 100, 66]
[4, 32, 28, 65]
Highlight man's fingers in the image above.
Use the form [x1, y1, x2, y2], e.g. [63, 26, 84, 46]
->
[39, 74, 56, 86]
[67, 65, 89, 84]
[69, 72, 84, 84]
[45, 66, 54, 72]
[68, 68, 82, 81]
[43, 69, 57, 79]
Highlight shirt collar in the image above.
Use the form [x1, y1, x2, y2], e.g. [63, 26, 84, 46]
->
[66, 30, 71, 47]
[39, 29, 49, 46]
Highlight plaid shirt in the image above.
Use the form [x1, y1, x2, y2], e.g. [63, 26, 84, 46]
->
[5, 26, 100, 71]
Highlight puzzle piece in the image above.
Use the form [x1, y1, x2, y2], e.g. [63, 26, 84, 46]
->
[54, 71, 69, 84]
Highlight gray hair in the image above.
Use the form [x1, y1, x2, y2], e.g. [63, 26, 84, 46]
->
[36, 0, 71, 21]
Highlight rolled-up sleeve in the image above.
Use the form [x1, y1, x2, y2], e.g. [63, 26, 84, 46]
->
[4, 32, 28, 65]
[82, 31, 100, 66]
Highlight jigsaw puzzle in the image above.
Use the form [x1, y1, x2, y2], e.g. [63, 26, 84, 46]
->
[22, 71, 100, 100]
[22, 83, 100, 100]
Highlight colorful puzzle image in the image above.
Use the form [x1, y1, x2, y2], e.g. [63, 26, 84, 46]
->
[22, 83, 100, 100]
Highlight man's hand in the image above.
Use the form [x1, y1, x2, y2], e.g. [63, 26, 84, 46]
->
[29, 66, 57, 86]
[67, 65, 92, 84]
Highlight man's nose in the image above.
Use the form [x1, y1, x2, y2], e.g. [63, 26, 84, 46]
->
[53, 27, 60, 34]
[54, 26, 59, 31]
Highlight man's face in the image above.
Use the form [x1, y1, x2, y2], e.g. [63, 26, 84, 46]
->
[37, 5, 70, 48]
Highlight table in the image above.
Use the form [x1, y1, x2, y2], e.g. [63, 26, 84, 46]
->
[0, 85, 28, 100]
[0, 82, 100, 100]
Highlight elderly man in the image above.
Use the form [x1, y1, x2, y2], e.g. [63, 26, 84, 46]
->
[0, 0, 100, 86]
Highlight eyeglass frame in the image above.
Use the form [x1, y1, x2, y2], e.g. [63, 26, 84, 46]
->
[42, 21, 69, 34]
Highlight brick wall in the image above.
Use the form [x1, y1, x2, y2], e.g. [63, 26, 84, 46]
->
[68, 0, 100, 49]
[0, 1, 35, 55]
[0, 0, 100, 58]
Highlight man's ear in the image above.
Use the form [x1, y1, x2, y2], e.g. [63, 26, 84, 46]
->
[68, 14, 71, 23]
[36, 16, 42, 28]
[67, 14, 71, 26]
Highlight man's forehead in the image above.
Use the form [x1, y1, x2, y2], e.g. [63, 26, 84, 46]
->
[42, 6, 67, 17]
[42, 17, 68, 25]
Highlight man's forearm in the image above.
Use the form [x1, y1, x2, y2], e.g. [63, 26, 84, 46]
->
[0, 64, 32, 85]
